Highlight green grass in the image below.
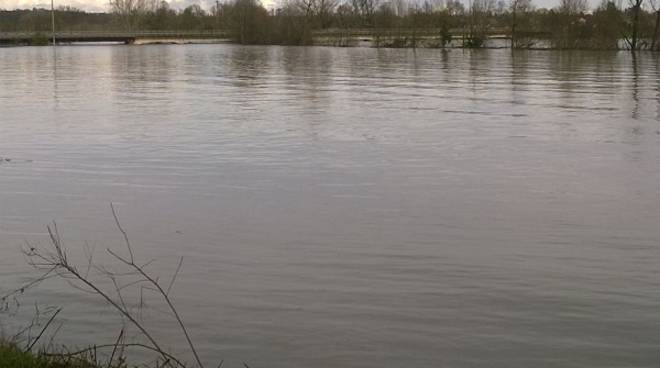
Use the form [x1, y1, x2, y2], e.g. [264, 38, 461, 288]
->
[0, 344, 100, 368]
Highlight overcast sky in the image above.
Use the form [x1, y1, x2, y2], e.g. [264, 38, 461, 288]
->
[0, 0, 599, 12]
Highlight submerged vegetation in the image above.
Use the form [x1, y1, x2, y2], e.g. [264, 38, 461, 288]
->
[2, 0, 660, 49]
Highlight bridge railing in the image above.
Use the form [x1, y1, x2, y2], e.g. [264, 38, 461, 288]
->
[0, 30, 230, 39]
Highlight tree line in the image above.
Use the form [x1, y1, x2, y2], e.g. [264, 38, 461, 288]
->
[2, 0, 660, 50]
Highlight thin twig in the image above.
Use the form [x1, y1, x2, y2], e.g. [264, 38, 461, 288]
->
[1, 265, 58, 302]
[44, 343, 186, 367]
[26, 307, 61, 352]
[167, 257, 184, 296]
[46, 321, 64, 350]
[110, 203, 134, 263]
[107, 328, 124, 368]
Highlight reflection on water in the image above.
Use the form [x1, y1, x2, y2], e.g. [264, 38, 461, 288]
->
[1, 45, 660, 368]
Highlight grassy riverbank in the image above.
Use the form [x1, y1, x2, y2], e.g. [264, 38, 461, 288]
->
[0, 343, 102, 368]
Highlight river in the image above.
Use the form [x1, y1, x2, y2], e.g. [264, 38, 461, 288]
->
[1, 45, 660, 367]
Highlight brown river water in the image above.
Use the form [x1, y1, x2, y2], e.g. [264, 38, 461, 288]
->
[1, 45, 660, 367]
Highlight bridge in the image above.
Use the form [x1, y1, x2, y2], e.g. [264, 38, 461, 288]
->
[0, 30, 230, 45]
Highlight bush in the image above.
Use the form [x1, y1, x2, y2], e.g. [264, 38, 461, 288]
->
[31, 33, 50, 46]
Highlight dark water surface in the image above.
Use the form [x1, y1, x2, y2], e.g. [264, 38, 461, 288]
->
[2, 45, 660, 367]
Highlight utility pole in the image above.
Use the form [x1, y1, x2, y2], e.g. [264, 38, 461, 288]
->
[216, 0, 220, 30]
[51, 0, 56, 46]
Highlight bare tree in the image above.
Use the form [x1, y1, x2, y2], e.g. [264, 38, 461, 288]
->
[446, 0, 465, 15]
[227, 0, 270, 44]
[650, 0, 660, 49]
[466, 0, 495, 47]
[316, 0, 339, 27]
[628, 0, 644, 49]
[391, 0, 408, 16]
[109, 0, 158, 30]
[552, 0, 588, 48]
[297, 0, 316, 18]
[510, 0, 532, 48]
[351, 0, 380, 26]
[559, 0, 587, 14]
[591, 1, 625, 49]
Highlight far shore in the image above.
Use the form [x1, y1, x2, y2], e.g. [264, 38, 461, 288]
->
[0, 34, 647, 51]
